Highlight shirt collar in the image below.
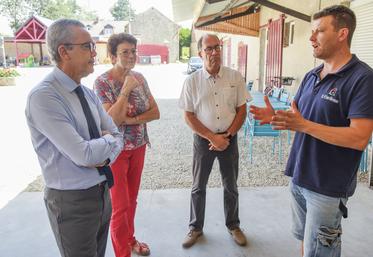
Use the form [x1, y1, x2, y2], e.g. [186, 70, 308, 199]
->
[310, 54, 359, 79]
[335, 54, 359, 75]
[202, 66, 223, 79]
[53, 66, 81, 93]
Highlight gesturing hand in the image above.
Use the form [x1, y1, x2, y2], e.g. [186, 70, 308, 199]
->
[249, 95, 275, 125]
[271, 101, 306, 132]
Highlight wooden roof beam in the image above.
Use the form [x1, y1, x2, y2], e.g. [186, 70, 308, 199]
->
[195, 3, 260, 28]
[220, 21, 259, 36]
[250, 0, 311, 22]
[197, 21, 259, 37]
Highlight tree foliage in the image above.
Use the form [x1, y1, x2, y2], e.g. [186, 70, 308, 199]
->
[0, 0, 30, 31]
[110, 0, 135, 21]
[0, 0, 97, 31]
[38, 0, 97, 20]
[179, 28, 191, 59]
[179, 28, 191, 47]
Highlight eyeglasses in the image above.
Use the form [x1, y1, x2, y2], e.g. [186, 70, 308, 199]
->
[117, 49, 137, 57]
[203, 45, 222, 54]
[64, 41, 96, 52]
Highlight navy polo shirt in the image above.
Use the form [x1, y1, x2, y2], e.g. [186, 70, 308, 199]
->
[286, 55, 373, 198]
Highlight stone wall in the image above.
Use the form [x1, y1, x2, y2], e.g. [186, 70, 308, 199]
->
[131, 7, 180, 63]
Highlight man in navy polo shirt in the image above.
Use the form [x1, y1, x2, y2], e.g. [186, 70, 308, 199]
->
[250, 5, 373, 257]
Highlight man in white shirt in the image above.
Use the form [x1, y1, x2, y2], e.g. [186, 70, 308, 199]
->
[179, 34, 251, 248]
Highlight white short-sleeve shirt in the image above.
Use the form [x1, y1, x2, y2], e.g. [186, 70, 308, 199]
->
[179, 66, 251, 133]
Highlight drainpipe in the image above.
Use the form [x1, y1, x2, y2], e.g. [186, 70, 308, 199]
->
[0, 36, 6, 68]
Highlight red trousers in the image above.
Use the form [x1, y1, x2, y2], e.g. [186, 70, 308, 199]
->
[109, 145, 146, 257]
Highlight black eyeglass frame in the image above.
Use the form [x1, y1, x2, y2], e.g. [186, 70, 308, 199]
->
[203, 44, 222, 54]
[63, 41, 96, 52]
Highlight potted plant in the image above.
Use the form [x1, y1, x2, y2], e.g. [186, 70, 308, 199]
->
[0, 68, 20, 86]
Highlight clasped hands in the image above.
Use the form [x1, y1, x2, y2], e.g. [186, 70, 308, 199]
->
[208, 133, 231, 151]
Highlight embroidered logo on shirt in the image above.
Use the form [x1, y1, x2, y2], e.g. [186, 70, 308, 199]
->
[328, 88, 337, 97]
[321, 87, 339, 104]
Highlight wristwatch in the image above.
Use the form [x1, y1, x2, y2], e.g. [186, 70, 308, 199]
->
[226, 132, 232, 139]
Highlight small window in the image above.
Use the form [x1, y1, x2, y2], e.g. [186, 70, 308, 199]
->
[283, 22, 290, 47]
[124, 24, 129, 33]
[290, 22, 295, 45]
[103, 25, 114, 35]
[283, 21, 295, 47]
[103, 28, 113, 35]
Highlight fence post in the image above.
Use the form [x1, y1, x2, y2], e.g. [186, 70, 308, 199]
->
[0, 36, 6, 67]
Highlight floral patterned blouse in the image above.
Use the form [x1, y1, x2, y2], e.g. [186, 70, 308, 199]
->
[94, 70, 151, 150]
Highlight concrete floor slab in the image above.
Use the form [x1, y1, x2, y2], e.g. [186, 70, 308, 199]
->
[0, 186, 372, 257]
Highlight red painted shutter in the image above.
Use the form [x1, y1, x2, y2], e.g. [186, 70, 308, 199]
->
[237, 42, 248, 79]
[265, 15, 285, 94]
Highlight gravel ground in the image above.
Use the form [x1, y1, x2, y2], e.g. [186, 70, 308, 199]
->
[25, 99, 370, 192]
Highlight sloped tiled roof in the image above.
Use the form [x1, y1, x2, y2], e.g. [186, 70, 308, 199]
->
[83, 20, 129, 36]
[14, 15, 53, 36]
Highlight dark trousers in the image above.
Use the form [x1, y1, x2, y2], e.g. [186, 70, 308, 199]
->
[44, 183, 112, 257]
[189, 134, 240, 230]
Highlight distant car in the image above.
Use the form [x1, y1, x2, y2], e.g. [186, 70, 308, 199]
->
[0, 58, 16, 67]
[187, 56, 203, 74]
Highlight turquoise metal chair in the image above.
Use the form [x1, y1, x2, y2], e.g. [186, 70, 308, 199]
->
[246, 80, 254, 91]
[359, 138, 371, 172]
[278, 91, 292, 146]
[270, 87, 282, 100]
[244, 114, 282, 164]
[244, 91, 290, 157]
[279, 91, 289, 103]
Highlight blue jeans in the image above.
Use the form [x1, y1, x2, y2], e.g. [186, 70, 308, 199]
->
[290, 181, 348, 257]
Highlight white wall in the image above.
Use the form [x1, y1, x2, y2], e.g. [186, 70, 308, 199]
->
[219, 32, 259, 83]
[192, 29, 260, 82]
[351, 0, 373, 68]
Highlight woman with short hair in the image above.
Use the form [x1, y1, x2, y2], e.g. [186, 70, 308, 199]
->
[94, 33, 160, 257]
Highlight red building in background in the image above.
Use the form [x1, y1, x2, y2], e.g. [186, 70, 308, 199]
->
[137, 44, 169, 64]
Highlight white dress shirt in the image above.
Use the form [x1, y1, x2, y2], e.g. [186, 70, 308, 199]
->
[179, 66, 251, 133]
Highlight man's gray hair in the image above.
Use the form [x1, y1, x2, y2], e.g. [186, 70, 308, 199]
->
[197, 34, 220, 51]
[46, 19, 86, 63]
